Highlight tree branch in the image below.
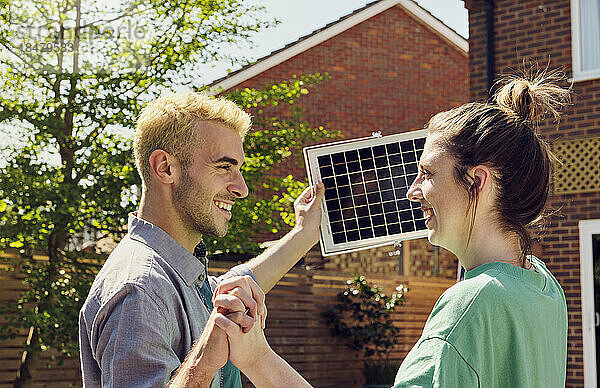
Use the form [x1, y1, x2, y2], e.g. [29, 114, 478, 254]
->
[79, 0, 143, 30]
[120, 0, 198, 97]
[60, 0, 72, 17]
[0, 41, 46, 73]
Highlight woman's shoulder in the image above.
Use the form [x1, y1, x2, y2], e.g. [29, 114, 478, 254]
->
[421, 271, 515, 339]
[422, 259, 564, 340]
[438, 261, 545, 310]
[438, 267, 509, 305]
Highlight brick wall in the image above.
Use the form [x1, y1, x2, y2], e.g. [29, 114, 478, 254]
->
[224, 4, 469, 270]
[231, 5, 468, 181]
[402, 239, 458, 279]
[465, 1, 600, 386]
[303, 240, 458, 281]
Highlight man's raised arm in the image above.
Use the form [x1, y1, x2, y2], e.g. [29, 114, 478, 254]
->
[245, 183, 324, 292]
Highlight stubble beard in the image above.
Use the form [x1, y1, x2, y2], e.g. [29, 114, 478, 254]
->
[173, 169, 227, 238]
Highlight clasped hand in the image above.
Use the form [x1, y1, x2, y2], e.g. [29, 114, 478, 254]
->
[210, 275, 270, 372]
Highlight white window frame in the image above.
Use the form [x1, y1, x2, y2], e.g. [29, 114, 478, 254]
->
[571, 0, 600, 82]
[579, 219, 600, 388]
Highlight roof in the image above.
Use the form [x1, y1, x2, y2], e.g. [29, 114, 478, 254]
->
[208, 0, 468, 93]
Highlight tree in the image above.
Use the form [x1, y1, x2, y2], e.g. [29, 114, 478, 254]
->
[0, 1, 336, 386]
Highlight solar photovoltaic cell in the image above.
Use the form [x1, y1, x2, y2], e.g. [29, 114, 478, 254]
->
[304, 130, 429, 256]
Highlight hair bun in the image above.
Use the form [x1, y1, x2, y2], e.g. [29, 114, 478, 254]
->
[494, 71, 571, 122]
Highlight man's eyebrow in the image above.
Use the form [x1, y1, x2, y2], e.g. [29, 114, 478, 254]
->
[214, 156, 244, 167]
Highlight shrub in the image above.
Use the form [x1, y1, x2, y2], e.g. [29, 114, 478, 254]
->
[322, 275, 408, 384]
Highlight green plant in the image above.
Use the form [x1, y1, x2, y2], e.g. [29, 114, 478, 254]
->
[363, 360, 401, 385]
[322, 275, 407, 384]
[0, 251, 103, 362]
[0, 0, 337, 384]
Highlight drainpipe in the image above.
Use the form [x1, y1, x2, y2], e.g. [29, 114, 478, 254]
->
[485, 0, 495, 100]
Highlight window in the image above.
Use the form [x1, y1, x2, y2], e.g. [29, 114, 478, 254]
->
[579, 219, 600, 388]
[571, 0, 600, 81]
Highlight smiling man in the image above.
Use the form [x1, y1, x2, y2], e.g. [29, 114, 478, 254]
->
[78, 92, 324, 388]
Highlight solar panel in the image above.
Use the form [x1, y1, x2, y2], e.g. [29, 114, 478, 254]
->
[303, 130, 429, 256]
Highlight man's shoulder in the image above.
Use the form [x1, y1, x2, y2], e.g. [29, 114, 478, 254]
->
[86, 235, 177, 310]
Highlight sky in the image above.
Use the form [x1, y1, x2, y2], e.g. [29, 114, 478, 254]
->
[198, 0, 468, 84]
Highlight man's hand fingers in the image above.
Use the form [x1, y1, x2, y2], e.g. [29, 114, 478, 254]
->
[294, 182, 324, 207]
[245, 276, 266, 317]
[224, 311, 255, 333]
[214, 293, 246, 314]
[214, 275, 265, 319]
[261, 304, 268, 330]
[314, 181, 325, 202]
[227, 286, 258, 319]
[214, 275, 254, 299]
[294, 184, 317, 207]
[294, 186, 313, 207]
[213, 313, 242, 337]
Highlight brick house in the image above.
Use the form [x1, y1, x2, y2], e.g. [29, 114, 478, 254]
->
[211, 0, 469, 278]
[465, 1, 600, 387]
[0, 2, 470, 386]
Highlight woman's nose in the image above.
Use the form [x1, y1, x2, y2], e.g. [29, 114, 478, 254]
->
[406, 178, 423, 202]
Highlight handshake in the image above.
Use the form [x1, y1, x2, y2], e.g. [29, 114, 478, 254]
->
[169, 275, 310, 388]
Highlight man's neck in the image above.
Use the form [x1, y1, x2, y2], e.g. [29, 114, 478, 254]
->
[137, 193, 201, 254]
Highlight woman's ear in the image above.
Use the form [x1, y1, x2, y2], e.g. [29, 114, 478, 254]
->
[470, 165, 492, 194]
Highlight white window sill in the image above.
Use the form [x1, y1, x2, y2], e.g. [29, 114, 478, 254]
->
[570, 70, 600, 83]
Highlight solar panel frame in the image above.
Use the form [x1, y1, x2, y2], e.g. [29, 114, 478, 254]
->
[303, 130, 429, 256]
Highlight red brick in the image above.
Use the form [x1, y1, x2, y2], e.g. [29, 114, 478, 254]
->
[225, 5, 469, 243]
[466, 1, 600, 385]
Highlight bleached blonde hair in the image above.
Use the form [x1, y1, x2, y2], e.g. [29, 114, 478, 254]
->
[134, 92, 251, 187]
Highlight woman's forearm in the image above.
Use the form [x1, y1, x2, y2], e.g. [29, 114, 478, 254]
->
[243, 348, 313, 388]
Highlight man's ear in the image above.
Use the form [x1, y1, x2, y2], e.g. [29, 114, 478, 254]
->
[148, 149, 179, 185]
[469, 165, 492, 194]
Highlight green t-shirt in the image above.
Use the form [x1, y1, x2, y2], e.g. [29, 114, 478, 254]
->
[394, 256, 567, 388]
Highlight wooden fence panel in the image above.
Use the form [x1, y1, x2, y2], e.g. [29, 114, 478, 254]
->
[0, 256, 454, 387]
[245, 267, 454, 388]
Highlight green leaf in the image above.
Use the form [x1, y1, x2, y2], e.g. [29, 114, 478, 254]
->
[0, 0, 337, 367]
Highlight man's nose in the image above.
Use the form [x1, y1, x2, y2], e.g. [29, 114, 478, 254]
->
[229, 171, 249, 199]
[406, 178, 422, 202]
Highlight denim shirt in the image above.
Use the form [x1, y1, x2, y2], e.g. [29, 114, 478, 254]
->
[79, 214, 255, 387]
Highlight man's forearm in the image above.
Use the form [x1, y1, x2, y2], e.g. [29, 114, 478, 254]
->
[168, 313, 227, 388]
[168, 341, 219, 388]
[168, 361, 214, 388]
[246, 226, 316, 292]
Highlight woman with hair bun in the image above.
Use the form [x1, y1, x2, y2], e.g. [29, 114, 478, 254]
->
[394, 72, 570, 387]
[207, 73, 571, 388]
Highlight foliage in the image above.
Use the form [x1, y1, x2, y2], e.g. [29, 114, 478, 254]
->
[322, 276, 407, 383]
[209, 73, 338, 254]
[0, 252, 103, 362]
[0, 0, 337, 374]
[363, 360, 401, 385]
[0, 0, 277, 254]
